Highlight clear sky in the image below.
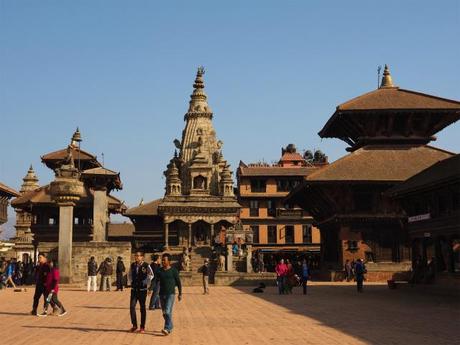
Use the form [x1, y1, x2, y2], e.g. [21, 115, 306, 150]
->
[1, 1, 459, 237]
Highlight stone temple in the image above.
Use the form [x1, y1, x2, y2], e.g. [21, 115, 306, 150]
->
[126, 68, 244, 256]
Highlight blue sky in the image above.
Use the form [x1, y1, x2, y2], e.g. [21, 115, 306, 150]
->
[1, 1, 459, 236]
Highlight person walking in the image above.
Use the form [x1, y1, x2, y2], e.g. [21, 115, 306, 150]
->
[344, 259, 353, 282]
[150, 253, 182, 336]
[355, 258, 365, 292]
[116, 256, 126, 291]
[200, 259, 210, 295]
[31, 253, 50, 315]
[148, 254, 161, 310]
[128, 252, 153, 333]
[300, 259, 310, 295]
[38, 259, 67, 317]
[5, 259, 17, 288]
[87, 256, 98, 292]
[275, 259, 288, 295]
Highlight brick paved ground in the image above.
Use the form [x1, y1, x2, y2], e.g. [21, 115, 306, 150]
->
[0, 282, 458, 345]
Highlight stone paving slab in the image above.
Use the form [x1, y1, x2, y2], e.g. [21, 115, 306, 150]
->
[0, 282, 458, 345]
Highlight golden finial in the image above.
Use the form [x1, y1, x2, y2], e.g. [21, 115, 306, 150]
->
[380, 64, 396, 88]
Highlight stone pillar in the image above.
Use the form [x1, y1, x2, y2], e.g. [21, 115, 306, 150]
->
[226, 244, 233, 272]
[164, 223, 169, 249]
[246, 244, 253, 273]
[188, 223, 192, 248]
[210, 223, 215, 245]
[92, 188, 108, 242]
[58, 202, 75, 283]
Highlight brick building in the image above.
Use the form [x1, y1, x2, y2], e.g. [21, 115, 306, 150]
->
[237, 144, 327, 269]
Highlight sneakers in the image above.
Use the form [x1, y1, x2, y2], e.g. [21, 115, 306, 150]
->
[129, 327, 138, 333]
[161, 329, 170, 336]
[37, 311, 47, 317]
[58, 310, 67, 317]
[138, 328, 145, 334]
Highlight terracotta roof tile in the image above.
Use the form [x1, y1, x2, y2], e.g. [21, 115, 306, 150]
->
[125, 199, 162, 216]
[0, 182, 19, 197]
[280, 152, 305, 161]
[107, 223, 134, 237]
[306, 145, 453, 182]
[386, 154, 460, 196]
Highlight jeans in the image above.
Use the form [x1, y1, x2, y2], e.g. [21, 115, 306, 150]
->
[160, 294, 175, 332]
[357, 276, 364, 292]
[130, 289, 147, 328]
[87, 276, 97, 292]
[148, 281, 160, 309]
[277, 276, 285, 295]
[44, 292, 65, 312]
[32, 283, 47, 313]
[100, 275, 111, 291]
[301, 277, 308, 295]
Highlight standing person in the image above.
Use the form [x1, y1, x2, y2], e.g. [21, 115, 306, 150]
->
[127, 252, 153, 333]
[355, 259, 365, 292]
[275, 259, 288, 295]
[257, 251, 265, 273]
[116, 256, 126, 291]
[344, 260, 353, 282]
[200, 259, 210, 295]
[87, 256, 98, 292]
[38, 259, 67, 317]
[300, 259, 310, 295]
[151, 253, 182, 336]
[5, 260, 16, 288]
[98, 258, 113, 291]
[31, 253, 50, 315]
[285, 259, 295, 294]
[148, 254, 161, 310]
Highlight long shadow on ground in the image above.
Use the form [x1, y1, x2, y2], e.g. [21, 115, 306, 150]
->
[234, 283, 460, 345]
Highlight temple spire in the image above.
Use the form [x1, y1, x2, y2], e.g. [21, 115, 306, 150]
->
[20, 165, 39, 194]
[380, 64, 396, 88]
[187, 66, 212, 114]
[71, 127, 82, 147]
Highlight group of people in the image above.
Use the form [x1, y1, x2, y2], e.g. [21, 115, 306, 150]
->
[275, 258, 310, 295]
[86, 256, 126, 292]
[31, 253, 67, 316]
[128, 251, 182, 335]
[0, 257, 35, 288]
[344, 259, 367, 292]
[252, 252, 321, 274]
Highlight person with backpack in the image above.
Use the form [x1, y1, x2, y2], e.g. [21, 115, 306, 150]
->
[38, 259, 67, 317]
[87, 256, 98, 292]
[127, 251, 153, 333]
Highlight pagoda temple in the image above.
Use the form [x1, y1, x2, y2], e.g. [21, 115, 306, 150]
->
[288, 65, 460, 279]
[125, 68, 242, 251]
[11, 129, 129, 281]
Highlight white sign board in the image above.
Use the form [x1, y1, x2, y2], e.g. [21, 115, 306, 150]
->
[408, 213, 431, 223]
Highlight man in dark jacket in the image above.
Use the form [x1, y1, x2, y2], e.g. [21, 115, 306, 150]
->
[355, 259, 365, 292]
[128, 251, 153, 333]
[31, 253, 50, 315]
[87, 257, 98, 292]
[116, 256, 126, 291]
[98, 258, 113, 291]
[148, 254, 161, 310]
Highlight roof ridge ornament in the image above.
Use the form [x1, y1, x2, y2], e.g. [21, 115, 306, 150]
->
[380, 64, 396, 88]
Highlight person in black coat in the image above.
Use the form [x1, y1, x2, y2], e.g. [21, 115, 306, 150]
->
[116, 257, 126, 291]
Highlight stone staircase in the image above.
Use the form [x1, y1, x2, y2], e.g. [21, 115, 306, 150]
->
[189, 246, 213, 285]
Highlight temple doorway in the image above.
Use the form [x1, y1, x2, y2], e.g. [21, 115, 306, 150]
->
[193, 220, 210, 246]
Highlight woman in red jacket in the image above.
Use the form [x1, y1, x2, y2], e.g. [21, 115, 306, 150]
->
[38, 259, 67, 317]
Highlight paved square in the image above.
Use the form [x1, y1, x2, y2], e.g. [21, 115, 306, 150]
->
[0, 283, 458, 345]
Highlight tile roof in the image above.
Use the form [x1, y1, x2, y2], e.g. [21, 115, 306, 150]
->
[107, 222, 134, 237]
[0, 182, 19, 197]
[280, 152, 305, 162]
[386, 154, 460, 196]
[306, 145, 453, 182]
[336, 87, 460, 111]
[11, 184, 125, 212]
[124, 198, 162, 216]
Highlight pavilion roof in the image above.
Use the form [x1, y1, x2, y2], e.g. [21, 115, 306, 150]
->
[107, 222, 135, 237]
[238, 165, 317, 177]
[41, 146, 101, 170]
[305, 145, 453, 182]
[0, 182, 19, 197]
[124, 198, 162, 217]
[386, 154, 460, 197]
